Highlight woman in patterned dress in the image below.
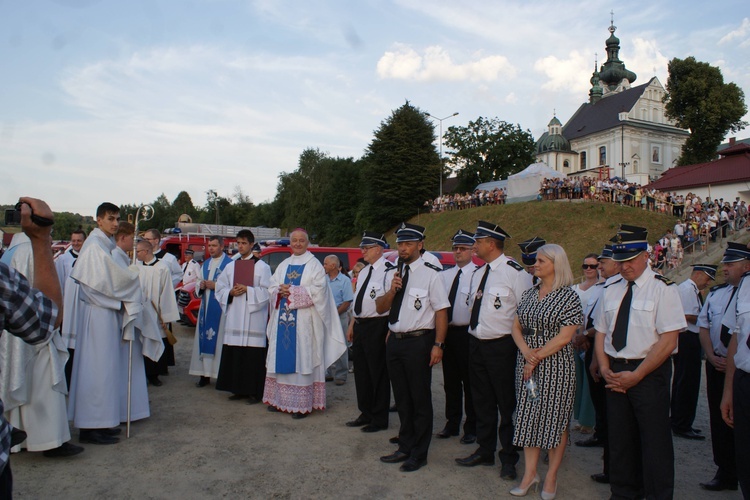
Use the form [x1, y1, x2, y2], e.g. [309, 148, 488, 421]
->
[509, 244, 583, 498]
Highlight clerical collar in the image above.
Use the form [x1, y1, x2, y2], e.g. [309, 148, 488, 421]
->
[144, 258, 159, 266]
[240, 254, 257, 261]
[155, 248, 166, 258]
[71, 250, 79, 259]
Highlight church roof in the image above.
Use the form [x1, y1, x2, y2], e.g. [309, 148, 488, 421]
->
[562, 77, 688, 141]
[536, 131, 571, 153]
[647, 143, 750, 191]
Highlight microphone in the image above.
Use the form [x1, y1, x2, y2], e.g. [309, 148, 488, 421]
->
[396, 258, 404, 292]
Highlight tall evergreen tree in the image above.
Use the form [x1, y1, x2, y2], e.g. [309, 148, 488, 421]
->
[357, 101, 439, 232]
[664, 57, 748, 165]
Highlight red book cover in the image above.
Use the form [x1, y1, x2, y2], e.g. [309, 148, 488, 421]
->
[234, 259, 255, 286]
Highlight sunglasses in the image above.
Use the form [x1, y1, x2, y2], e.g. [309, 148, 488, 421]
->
[582, 264, 599, 270]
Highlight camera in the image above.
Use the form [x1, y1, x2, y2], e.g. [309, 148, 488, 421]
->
[4, 207, 21, 226]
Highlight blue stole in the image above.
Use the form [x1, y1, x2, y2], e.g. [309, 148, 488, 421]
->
[198, 254, 232, 356]
[275, 264, 305, 374]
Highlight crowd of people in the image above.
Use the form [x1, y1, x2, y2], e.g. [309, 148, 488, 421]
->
[4, 196, 750, 499]
[425, 188, 507, 213]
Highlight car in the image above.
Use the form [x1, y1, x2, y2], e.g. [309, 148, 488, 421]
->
[176, 244, 366, 326]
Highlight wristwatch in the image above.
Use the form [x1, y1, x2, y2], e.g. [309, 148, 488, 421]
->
[433, 342, 445, 350]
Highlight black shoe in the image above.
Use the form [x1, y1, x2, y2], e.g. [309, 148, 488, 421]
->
[692, 428, 703, 434]
[460, 433, 477, 444]
[147, 376, 163, 387]
[389, 436, 400, 445]
[700, 478, 738, 491]
[228, 394, 246, 401]
[345, 415, 371, 427]
[79, 430, 119, 445]
[100, 427, 122, 436]
[361, 424, 387, 433]
[325, 376, 334, 382]
[380, 451, 409, 464]
[389, 404, 398, 412]
[267, 405, 280, 412]
[247, 397, 260, 405]
[195, 376, 210, 387]
[576, 436, 604, 447]
[10, 429, 27, 447]
[673, 429, 706, 440]
[400, 458, 427, 472]
[43, 442, 84, 458]
[436, 426, 459, 439]
[455, 453, 495, 467]
[291, 412, 308, 419]
[500, 463, 517, 481]
[591, 473, 610, 484]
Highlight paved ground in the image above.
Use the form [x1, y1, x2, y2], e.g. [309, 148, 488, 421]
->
[11, 323, 743, 499]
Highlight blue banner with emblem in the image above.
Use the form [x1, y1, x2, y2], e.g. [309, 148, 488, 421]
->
[275, 264, 305, 373]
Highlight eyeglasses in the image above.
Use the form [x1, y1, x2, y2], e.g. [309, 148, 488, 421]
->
[360, 245, 378, 251]
[582, 264, 599, 270]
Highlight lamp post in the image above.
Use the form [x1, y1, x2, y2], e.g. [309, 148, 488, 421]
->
[426, 112, 459, 198]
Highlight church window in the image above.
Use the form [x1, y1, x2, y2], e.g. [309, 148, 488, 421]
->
[563, 160, 570, 170]
[580, 151, 587, 170]
[599, 146, 606, 165]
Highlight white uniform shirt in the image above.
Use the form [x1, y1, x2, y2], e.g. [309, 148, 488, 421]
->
[731, 274, 750, 372]
[352, 256, 394, 319]
[468, 254, 533, 339]
[594, 267, 687, 359]
[385, 258, 450, 333]
[678, 279, 703, 333]
[583, 281, 607, 331]
[441, 262, 479, 327]
[155, 250, 182, 287]
[182, 259, 201, 286]
[697, 283, 735, 357]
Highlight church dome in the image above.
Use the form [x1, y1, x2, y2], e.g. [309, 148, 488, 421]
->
[536, 131, 571, 153]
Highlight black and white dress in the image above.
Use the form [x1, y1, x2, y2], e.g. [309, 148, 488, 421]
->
[513, 285, 582, 449]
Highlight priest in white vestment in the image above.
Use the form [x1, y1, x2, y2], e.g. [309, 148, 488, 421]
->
[0, 233, 78, 456]
[263, 230, 346, 417]
[215, 230, 271, 402]
[189, 236, 232, 386]
[54, 229, 86, 293]
[64, 203, 144, 445]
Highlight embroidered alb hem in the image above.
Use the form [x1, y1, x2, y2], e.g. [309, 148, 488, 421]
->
[262, 377, 326, 413]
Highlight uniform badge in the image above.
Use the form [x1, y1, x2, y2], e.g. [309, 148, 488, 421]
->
[370, 288, 376, 299]
[475, 289, 483, 300]
[414, 297, 422, 311]
[494, 295, 502, 309]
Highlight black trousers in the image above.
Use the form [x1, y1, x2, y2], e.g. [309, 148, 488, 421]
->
[607, 359, 673, 500]
[145, 338, 172, 379]
[387, 330, 435, 461]
[705, 362, 736, 482]
[0, 461, 11, 500]
[469, 335, 518, 465]
[584, 343, 609, 475]
[352, 317, 391, 428]
[733, 369, 750, 497]
[670, 331, 702, 432]
[441, 325, 475, 435]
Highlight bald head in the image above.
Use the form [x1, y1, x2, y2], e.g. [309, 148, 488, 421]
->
[136, 239, 154, 263]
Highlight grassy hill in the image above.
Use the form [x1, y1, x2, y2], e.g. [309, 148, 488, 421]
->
[340, 200, 678, 271]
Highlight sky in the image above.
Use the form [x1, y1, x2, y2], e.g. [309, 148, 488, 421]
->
[1, 0, 748, 217]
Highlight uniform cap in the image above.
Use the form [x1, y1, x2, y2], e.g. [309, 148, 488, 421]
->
[517, 236, 546, 266]
[611, 225, 648, 262]
[395, 222, 425, 243]
[451, 229, 476, 247]
[360, 231, 387, 248]
[474, 220, 510, 241]
[722, 241, 750, 263]
[692, 264, 717, 280]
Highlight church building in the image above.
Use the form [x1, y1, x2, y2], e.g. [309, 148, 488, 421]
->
[535, 19, 689, 185]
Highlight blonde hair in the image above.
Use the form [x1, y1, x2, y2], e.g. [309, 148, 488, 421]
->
[536, 243, 574, 290]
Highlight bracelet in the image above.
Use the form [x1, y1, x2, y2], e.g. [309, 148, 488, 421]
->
[434, 342, 445, 350]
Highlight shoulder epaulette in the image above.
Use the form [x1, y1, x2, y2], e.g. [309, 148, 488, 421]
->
[604, 277, 623, 288]
[424, 262, 441, 272]
[472, 264, 486, 275]
[384, 264, 398, 273]
[507, 260, 524, 272]
[384, 261, 395, 269]
[654, 274, 675, 286]
[710, 283, 729, 293]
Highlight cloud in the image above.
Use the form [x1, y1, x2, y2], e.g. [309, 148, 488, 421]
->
[533, 50, 590, 94]
[719, 18, 750, 45]
[627, 37, 670, 84]
[376, 44, 515, 82]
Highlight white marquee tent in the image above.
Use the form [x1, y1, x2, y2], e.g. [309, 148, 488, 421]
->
[506, 162, 564, 202]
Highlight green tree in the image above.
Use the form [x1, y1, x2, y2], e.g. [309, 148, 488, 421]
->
[443, 117, 536, 191]
[172, 191, 200, 221]
[357, 101, 439, 232]
[664, 57, 748, 165]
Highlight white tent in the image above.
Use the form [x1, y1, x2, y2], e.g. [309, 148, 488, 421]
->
[506, 162, 564, 202]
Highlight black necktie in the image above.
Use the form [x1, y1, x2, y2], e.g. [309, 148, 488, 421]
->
[612, 281, 635, 352]
[388, 265, 410, 324]
[354, 266, 373, 316]
[447, 269, 462, 323]
[720, 286, 738, 348]
[470, 265, 490, 330]
[697, 287, 704, 307]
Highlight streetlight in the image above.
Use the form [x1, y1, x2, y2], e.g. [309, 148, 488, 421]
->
[426, 112, 459, 198]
